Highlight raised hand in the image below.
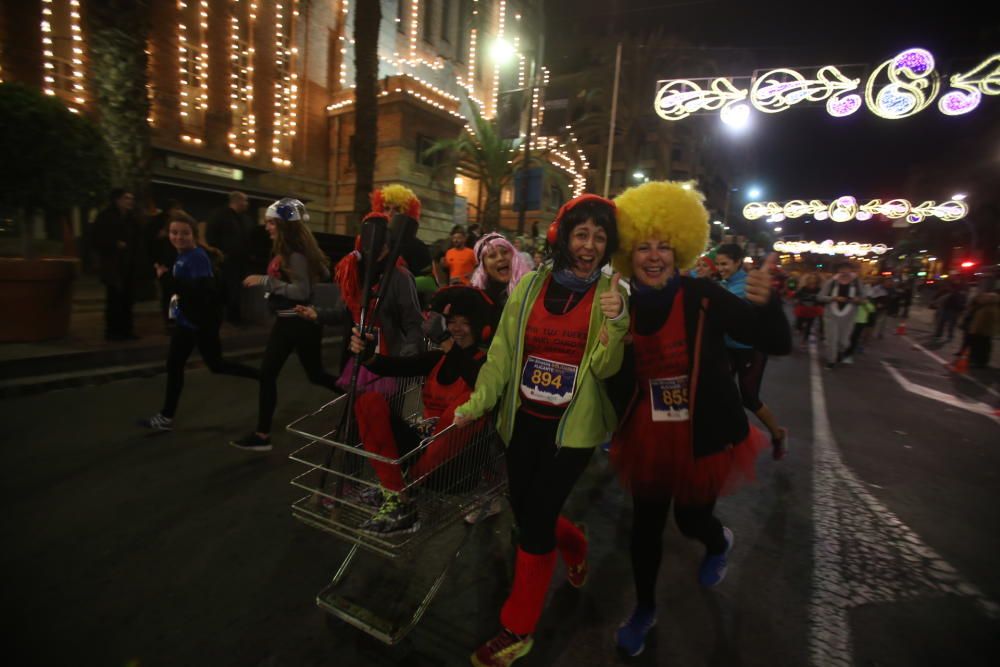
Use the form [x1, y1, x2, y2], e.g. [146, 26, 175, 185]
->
[601, 273, 625, 319]
[348, 326, 376, 355]
[746, 253, 777, 306]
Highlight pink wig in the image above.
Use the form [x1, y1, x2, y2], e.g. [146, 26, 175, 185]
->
[471, 232, 531, 296]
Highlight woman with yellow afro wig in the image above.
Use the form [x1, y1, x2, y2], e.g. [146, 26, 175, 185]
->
[606, 180, 792, 657]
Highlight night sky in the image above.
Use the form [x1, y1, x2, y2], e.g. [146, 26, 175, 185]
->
[543, 0, 1000, 246]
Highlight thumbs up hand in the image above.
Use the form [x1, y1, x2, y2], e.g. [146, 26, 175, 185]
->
[746, 253, 777, 306]
[600, 273, 625, 319]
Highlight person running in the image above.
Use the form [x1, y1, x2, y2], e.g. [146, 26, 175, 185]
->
[346, 286, 495, 535]
[818, 261, 867, 369]
[139, 212, 259, 431]
[716, 244, 789, 457]
[606, 181, 791, 656]
[229, 199, 339, 452]
[453, 194, 629, 667]
[794, 272, 824, 344]
[841, 295, 875, 364]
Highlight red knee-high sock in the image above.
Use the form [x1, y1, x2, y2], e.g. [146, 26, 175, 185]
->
[554, 515, 586, 567]
[499, 548, 558, 635]
[355, 392, 404, 492]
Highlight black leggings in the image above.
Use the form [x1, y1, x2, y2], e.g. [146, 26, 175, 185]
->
[162, 324, 259, 418]
[631, 494, 726, 608]
[506, 410, 594, 555]
[257, 317, 340, 433]
[729, 348, 767, 412]
[796, 316, 817, 342]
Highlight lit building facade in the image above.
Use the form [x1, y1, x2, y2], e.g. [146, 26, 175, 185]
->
[1, 0, 588, 240]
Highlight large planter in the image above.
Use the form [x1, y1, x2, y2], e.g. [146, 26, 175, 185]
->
[0, 258, 78, 342]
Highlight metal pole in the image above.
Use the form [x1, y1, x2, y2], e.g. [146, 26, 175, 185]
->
[517, 70, 533, 236]
[602, 42, 623, 198]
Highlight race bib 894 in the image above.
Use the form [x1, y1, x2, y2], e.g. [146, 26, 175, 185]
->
[520, 356, 578, 406]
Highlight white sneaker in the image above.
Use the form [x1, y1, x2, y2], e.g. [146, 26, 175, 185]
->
[139, 413, 173, 431]
[842, 356, 854, 365]
[464, 496, 503, 524]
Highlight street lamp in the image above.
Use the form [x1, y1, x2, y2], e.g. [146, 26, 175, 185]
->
[952, 193, 967, 201]
[490, 38, 516, 65]
[748, 186, 762, 199]
[633, 171, 645, 181]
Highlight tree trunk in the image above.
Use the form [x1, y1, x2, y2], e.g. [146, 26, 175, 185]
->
[483, 188, 502, 231]
[351, 0, 382, 231]
[84, 0, 151, 208]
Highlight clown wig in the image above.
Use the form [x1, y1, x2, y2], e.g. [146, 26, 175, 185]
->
[370, 184, 421, 219]
[470, 232, 531, 296]
[612, 180, 710, 278]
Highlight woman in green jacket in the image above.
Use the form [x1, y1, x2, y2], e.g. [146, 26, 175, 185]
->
[454, 194, 629, 667]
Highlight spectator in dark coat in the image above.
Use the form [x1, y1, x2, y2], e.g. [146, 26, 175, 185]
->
[93, 188, 141, 340]
[206, 191, 251, 325]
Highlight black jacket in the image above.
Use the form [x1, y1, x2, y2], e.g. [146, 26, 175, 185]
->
[609, 276, 792, 459]
[157, 269, 222, 329]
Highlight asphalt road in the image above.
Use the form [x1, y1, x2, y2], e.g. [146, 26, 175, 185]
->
[1, 321, 997, 667]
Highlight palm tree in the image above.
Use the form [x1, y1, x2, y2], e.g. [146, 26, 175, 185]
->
[351, 0, 381, 226]
[83, 0, 151, 200]
[423, 104, 523, 231]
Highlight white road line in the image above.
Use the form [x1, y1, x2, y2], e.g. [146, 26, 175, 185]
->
[903, 336, 1000, 400]
[808, 344, 1000, 667]
[881, 362, 1000, 425]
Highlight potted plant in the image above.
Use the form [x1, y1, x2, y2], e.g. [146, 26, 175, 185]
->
[0, 83, 112, 341]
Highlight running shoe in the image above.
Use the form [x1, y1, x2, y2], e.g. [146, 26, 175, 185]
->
[772, 427, 789, 461]
[615, 605, 657, 657]
[567, 522, 589, 588]
[698, 526, 734, 588]
[464, 496, 503, 524]
[358, 484, 386, 508]
[359, 493, 419, 536]
[228, 432, 272, 452]
[842, 355, 855, 365]
[470, 629, 534, 667]
[138, 413, 174, 431]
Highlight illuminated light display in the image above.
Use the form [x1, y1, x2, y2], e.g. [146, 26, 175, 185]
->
[865, 48, 939, 119]
[228, 0, 257, 157]
[938, 54, 1000, 116]
[773, 240, 889, 257]
[654, 48, 1000, 121]
[177, 0, 210, 141]
[41, 0, 87, 113]
[654, 77, 747, 121]
[744, 197, 969, 223]
[750, 65, 861, 114]
[271, 0, 300, 167]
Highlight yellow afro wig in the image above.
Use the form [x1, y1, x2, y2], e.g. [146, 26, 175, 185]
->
[612, 180, 710, 277]
[372, 184, 421, 218]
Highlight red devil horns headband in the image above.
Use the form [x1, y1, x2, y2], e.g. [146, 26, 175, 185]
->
[546, 193, 616, 245]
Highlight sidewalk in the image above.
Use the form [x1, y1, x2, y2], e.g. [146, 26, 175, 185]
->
[0, 273, 341, 398]
[887, 303, 1000, 378]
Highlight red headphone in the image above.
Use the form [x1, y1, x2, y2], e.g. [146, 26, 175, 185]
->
[547, 193, 616, 246]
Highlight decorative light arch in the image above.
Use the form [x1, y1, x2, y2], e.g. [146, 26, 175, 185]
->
[744, 197, 968, 223]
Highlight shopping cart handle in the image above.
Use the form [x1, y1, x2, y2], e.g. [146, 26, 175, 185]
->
[418, 422, 457, 449]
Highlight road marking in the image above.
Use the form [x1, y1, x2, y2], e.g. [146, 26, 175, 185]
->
[808, 344, 1000, 667]
[881, 362, 1000, 425]
[903, 336, 1000, 400]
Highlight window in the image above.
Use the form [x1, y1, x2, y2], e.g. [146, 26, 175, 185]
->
[423, 0, 435, 43]
[549, 184, 564, 209]
[441, 0, 452, 42]
[416, 134, 441, 168]
[671, 146, 684, 162]
[501, 184, 514, 207]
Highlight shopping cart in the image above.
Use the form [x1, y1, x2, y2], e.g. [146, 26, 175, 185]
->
[287, 376, 506, 644]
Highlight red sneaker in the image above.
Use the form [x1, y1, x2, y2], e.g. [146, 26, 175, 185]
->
[567, 522, 589, 588]
[470, 629, 534, 667]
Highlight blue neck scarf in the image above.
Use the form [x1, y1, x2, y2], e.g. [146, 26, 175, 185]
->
[552, 266, 603, 292]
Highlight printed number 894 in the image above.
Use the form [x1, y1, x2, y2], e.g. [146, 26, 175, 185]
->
[531, 369, 563, 389]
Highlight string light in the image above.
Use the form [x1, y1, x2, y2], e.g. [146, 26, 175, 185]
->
[177, 0, 209, 142]
[743, 197, 969, 223]
[40, 0, 86, 112]
[489, 0, 507, 119]
[271, 0, 299, 166]
[655, 48, 999, 122]
[774, 240, 888, 257]
[228, 0, 257, 157]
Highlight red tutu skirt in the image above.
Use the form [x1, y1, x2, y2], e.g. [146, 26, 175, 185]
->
[611, 401, 768, 504]
[794, 304, 824, 319]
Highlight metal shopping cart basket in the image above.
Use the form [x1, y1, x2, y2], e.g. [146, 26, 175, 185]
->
[286, 376, 506, 644]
